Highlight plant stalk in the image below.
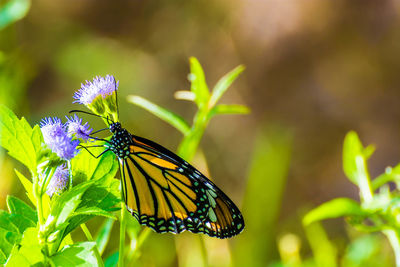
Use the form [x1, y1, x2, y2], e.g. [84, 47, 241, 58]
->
[383, 229, 400, 267]
[119, 201, 126, 267]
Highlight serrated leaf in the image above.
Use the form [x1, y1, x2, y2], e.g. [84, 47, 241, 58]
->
[188, 57, 210, 108]
[6, 196, 37, 224]
[49, 181, 95, 232]
[50, 241, 103, 267]
[62, 179, 120, 238]
[208, 104, 250, 119]
[95, 218, 114, 255]
[0, 206, 36, 263]
[5, 227, 45, 266]
[303, 198, 366, 225]
[0, 105, 43, 172]
[209, 64, 245, 108]
[127, 95, 190, 135]
[71, 143, 118, 184]
[73, 207, 117, 220]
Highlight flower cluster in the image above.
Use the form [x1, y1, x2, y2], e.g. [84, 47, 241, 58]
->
[40, 116, 92, 160]
[73, 75, 119, 122]
[66, 114, 93, 141]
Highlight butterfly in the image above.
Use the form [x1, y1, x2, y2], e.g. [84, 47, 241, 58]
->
[100, 121, 244, 238]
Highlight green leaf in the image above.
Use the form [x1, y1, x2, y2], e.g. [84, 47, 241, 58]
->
[303, 198, 366, 225]
[342, 131, 373, 202]
[71, 143, 118, 184]
[0, 0, 31, 30]
[50, 241, 103, 267]
[343, 131, 366, 185]
[5, 227, 45, 266]
[0, 205, 36, 264]
[6, 196, 37, 224]
[48, 181, 95, 233]
[209, 64, 245, 108]
[0, 105, 43, 172]
[188, 57, 210, 108]
[72, 207, 117, 220]
[127, 95, 190, 135]
[208, 104, 250, 119]
[62, 179, 120, 238]
[95, 218, 114, 255]
[14, 170, 36, 207]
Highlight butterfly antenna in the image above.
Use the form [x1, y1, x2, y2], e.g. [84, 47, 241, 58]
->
[69, 109, 108, 121]
[90, 127, 109, 135]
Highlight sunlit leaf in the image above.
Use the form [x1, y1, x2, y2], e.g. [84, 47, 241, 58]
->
[127, 95, 190, 135]
[188, 57, 210, 108]
[209, 65, 245, 107]
[71, 142, 118, 185]
[303, 198, 366, 225]
[0, 104, 43, 172]
[14, 170, 35, 207]
[208, 104, 250, 119]
[63, 179, 120, 238]
[6, 195, 37, 224]
[5, 227, 44, 266]
[50, 241, 103, 267]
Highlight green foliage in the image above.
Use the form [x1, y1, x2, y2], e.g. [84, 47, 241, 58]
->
[0, 105, 120, 265]
[303, 198, 365, 225]
[128, 57, 249, 162]
[304, 130, 400, 266]
[0, 104, 44, 173]
[50, 242, 103, 267]
[0, 58, 249, 266]
[126, 95, 190, 135]
[6, 227, 44, 266]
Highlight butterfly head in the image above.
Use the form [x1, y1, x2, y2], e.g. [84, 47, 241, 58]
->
[109, 122, 122, 133]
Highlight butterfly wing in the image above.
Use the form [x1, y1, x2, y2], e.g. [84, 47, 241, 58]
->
[119, 134, 244, 239]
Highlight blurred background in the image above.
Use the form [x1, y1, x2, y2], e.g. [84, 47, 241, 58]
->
[1, 0, 400, 266]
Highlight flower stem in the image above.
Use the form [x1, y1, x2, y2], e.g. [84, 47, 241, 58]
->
[383, 229, 400, 267]
[119, 201, 126, 267]
[81, 223, 94, 241]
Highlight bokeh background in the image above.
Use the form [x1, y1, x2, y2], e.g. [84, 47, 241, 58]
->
[1, 0, 400, 266]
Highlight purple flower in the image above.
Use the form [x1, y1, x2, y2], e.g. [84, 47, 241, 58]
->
[66, 114, 93, 141]
[73, 75, 118, 105]
[46, 164, 69, 197]
[40, 117, 79, 160]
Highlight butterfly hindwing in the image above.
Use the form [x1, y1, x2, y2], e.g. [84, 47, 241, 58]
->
[119, 134, 244, 238]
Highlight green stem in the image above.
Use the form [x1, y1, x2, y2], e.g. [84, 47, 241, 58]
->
[355, 156, 373, 203]
[119, 202, 127, 267]
[81, 223, 94, 241]
[81, 223, 103, 265]
[383, 229, 400, 267]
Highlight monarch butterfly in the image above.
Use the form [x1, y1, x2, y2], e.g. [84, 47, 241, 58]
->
[101, 121, 245, 238]
[73, 75, 244, 238]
